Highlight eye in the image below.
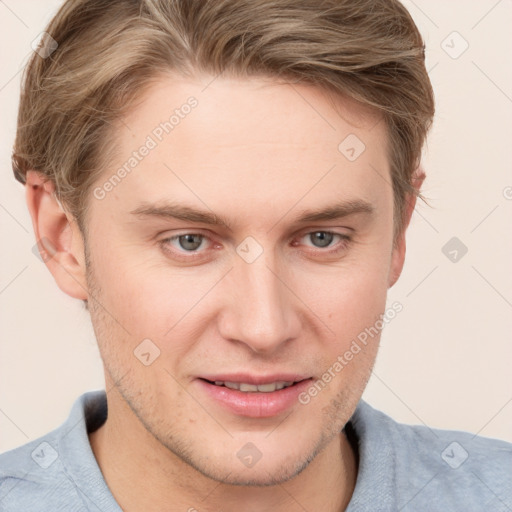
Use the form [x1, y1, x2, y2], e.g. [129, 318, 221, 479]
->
[163, 233, 210, 253]
[304, 231, 336, 248]
[299, 231, 351, 252]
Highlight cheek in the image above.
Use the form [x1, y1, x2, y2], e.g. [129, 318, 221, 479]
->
[301, 267, 388, 401]
[303, 260, 390, 340]
[90, 246, 217, 357]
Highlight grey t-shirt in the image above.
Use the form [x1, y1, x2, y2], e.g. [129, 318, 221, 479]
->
[0, 390, 511, 511]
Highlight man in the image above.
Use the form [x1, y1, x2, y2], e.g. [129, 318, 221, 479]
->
[1, 0, 510, 510]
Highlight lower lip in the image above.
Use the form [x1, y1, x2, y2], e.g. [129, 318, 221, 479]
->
[196, 378, 313, 418]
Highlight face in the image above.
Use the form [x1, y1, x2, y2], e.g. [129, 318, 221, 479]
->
[79, 74, 401, 485]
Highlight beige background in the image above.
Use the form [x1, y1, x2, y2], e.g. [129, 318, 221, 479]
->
[1, 0, 511, 453]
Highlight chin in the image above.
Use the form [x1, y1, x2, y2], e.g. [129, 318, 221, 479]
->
[164, 433, 324, 488]
[195, 455, 314, 487]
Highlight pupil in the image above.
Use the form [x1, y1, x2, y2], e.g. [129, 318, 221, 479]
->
[312, 231, 333, 248]
[179, 234, 202, 251]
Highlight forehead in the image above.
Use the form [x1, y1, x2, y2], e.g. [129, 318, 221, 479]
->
[96, 73, 391, 224]
[120, 72, 384, 149]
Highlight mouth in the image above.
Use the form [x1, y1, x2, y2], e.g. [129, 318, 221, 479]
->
[196, 376, 313, 418]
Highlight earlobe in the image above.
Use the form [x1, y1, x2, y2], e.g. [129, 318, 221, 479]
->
[25, 170, 89, 300]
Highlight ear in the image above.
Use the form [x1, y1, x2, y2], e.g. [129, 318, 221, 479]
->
[26, 170, 88, 300]
[388, 165, 426, 288]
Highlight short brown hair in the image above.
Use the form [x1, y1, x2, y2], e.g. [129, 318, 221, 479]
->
[12, 0, 434, 241]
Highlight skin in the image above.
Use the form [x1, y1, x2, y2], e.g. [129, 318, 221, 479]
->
[25, 73, 421, 512]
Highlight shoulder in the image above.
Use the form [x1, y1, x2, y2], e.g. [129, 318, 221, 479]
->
[0, 427, 84, 511]
[350, 400, 512, 511]
[355, 399, 512, 458]
[0, 391, 108, 512]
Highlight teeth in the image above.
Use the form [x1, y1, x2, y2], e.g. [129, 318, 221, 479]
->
[257, 382, 279, 392]
[212, 380, 295, 392]
[239, 383, 259, 392]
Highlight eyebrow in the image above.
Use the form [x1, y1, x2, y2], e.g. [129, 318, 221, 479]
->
[129, 199, 375, 231]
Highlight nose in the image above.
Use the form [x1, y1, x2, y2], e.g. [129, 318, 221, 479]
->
[217, 252, 301, 355]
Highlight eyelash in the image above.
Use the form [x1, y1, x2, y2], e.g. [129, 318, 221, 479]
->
[159, 230, 352, 261]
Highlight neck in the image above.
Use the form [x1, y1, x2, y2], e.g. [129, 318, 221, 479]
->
[89, 389, 358, 512]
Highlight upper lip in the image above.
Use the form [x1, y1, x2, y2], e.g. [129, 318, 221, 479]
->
[199, 373, 311, 385]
